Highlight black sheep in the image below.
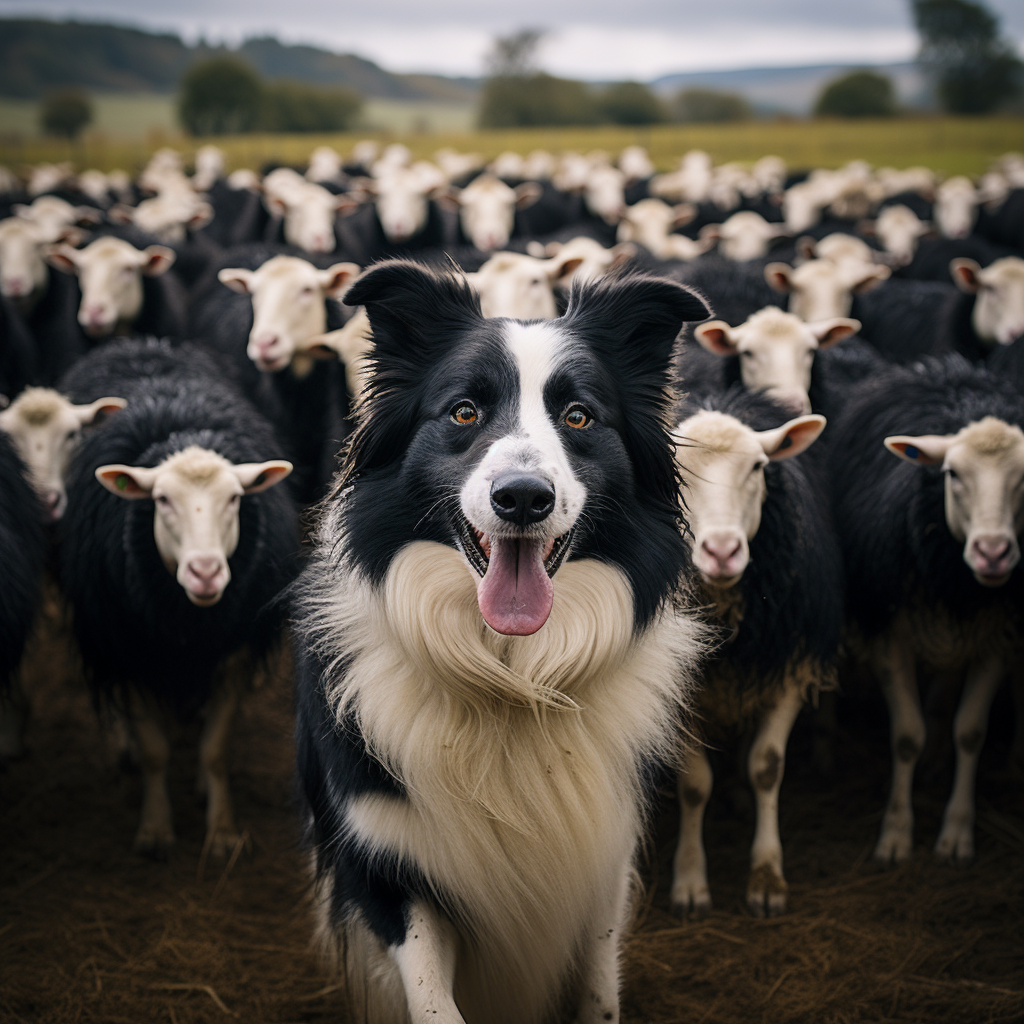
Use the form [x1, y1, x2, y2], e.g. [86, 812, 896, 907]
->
[0, 430, 46, 758]
[58, 344, 301, 857]
[670, 386, 841, 918]
[830, 355, 1024, 865]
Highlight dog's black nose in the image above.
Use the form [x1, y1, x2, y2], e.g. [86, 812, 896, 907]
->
[490, 474, 555, 527]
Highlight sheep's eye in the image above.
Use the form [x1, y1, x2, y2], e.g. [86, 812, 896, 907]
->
[565, 405, 592, 429]
[945, 467, 959, 481]
[156, 494, 171, 506]
[450, 402, 478, 425]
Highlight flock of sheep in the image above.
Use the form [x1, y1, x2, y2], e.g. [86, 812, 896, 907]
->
[1, 138, 1023, 921]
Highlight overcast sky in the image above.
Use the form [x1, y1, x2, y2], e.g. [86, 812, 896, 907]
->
[3, 0, 1023, 80]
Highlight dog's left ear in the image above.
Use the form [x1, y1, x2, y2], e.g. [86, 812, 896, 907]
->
[344, 259, 482, 366]
[562, 275, 711, 371]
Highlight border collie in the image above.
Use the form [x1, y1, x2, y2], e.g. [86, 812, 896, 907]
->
[293, 260, 709, 1024]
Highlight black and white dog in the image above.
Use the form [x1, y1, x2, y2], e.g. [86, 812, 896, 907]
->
[293, 260, 709, 1024]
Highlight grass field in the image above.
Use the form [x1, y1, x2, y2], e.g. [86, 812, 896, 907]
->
[0, 92, 1020, 178]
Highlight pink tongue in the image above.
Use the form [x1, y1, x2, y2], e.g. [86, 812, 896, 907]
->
[477, 537, 553, 635]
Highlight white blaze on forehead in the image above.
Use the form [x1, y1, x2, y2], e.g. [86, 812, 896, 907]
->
[887, 417, 1024, 585]
[460, 321, 586, 544]
[95, 446, 292, 606]
[0, 386, 125, 519]
[952, 257, 1024, 346]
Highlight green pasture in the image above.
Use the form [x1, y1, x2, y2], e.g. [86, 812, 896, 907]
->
[0, 90, 1020, 177]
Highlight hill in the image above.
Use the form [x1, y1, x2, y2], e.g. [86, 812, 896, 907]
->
[652, 62, 932, 115]
[0, 18, 480, 103]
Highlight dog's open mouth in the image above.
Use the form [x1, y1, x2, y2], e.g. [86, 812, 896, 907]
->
[455, 514, 575, 636]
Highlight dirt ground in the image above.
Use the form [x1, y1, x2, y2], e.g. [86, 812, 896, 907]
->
[2, 600, 1022, 1024]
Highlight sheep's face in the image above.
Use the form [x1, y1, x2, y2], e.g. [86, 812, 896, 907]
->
[95, 446, 291, 606]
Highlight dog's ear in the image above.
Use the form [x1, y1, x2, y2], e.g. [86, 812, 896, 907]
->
[344, 259, 481, 365]
[562, 275, 710, 372]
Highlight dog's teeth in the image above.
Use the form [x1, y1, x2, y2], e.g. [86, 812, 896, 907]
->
[542, 538, 555, 560]
[480, 534, 491, 558]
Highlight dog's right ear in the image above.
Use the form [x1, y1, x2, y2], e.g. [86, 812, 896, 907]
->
[344, 259, 482, 365]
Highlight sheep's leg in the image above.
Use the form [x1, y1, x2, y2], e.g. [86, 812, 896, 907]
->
[1009, 662, 1024, 778]
[874, 638, 923, 865]
[934, 654, 1003, 865]
[747, 685, 803, 917]
[130, 696, 174, 859]
[575, 864, 631, 1024]
[390, 901, 465, 1024]
[671, 742, 713, 919]
[199, 684, 241, 859]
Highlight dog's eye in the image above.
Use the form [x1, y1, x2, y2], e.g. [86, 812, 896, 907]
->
[564, 405, 592, 429]
[450, 402, 478, 425]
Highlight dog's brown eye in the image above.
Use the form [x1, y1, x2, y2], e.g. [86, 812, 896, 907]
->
[565, 405, 591, 429]
[451, 402, 478, 425]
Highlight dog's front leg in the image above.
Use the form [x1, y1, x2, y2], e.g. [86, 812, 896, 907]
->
[391, 901, 466, 1023]
[575, 864, 632, 1024]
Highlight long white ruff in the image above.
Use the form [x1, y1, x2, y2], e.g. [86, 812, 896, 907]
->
[300, 527, 705, 1024]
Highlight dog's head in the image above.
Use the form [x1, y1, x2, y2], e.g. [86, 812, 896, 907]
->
[341, 260, 709, 635]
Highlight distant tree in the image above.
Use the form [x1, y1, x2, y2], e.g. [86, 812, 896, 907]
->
[672, 88, 751, 123]
[815, 70, 897, 117]
[179, 55, 263, 135]
[597, 81, 667, 125]
[912, 0, 1023, 113]
[479, 73, 600, 128]
[485, 28, 545, 77]
[260, 82, 362, 132]
[40, 89, 92, 139]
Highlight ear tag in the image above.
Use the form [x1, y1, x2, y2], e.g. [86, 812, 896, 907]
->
[904, 445, 919, 459]
[116, 474, 129, 491]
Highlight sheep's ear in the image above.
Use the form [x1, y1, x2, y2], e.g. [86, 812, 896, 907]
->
[187, 203, 214, 231]
[764, 262, 794, 293]
[319, 262, 361, 298]
[809, 318, 860, 348]
[95, 464, 157, 498]
[514, 182, 543, 209]
[694, 320, 738, 356]
[75, 397, 127, 425]
[673, 203, 697, 227]
[232, 460, 293, 493]
[848, 264, 890, 294]
[140, 245, 176, 276]
[884, 434, 952, 465]
[757, 415, 826, 461]
[44, 243, 80, 275]
[796, 236, 817, 260]
[107, 204, 136, 225]
[950, 257, 982, 293]
[218, 268, 255, 294]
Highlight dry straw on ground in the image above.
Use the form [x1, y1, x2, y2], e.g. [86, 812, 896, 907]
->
[2, 601, 1022, 1023]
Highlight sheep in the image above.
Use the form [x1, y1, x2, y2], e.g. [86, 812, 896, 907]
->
[0, 386, 126, 520]
[58, 342, 300, 858]
[616, 199, 710, 261]
[680, 305, 860, 415]
[764, 257, 890, 322]
[443, 173, 542, 252]
[670, 387, 839, 918]
[466, 249, 585, 319]
[699, 210, 790, 262]
[854, 257, 1024, 363]
[0, 292, 38, 396]
[867, 204, 931, 265]
[44, 235, 187, 341]
[830, 355, 1024, 865]
[0, 429, 47, 759]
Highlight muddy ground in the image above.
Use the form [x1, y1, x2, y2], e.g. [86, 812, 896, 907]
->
[2, 601, 1022, 1024]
